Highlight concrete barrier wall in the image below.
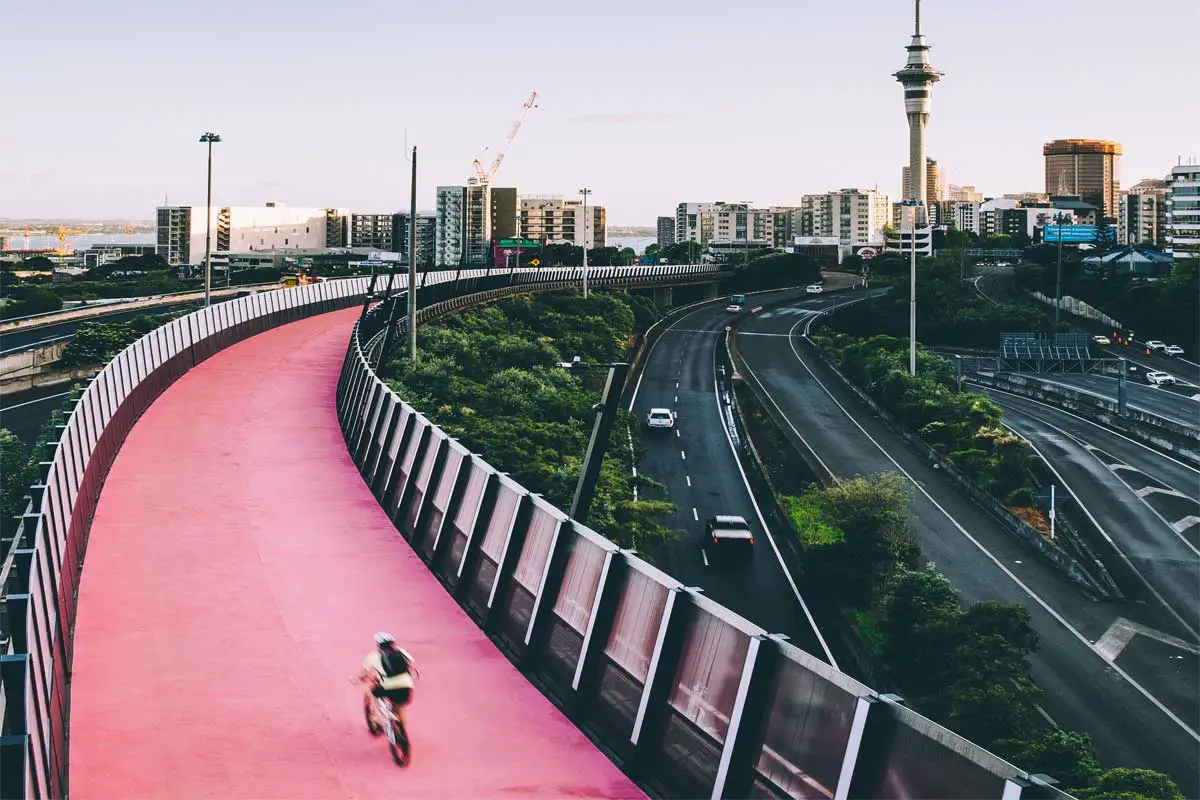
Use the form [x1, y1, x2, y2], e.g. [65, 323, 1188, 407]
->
[0, 341, 70, 382]
[335, 281, 1068, 800]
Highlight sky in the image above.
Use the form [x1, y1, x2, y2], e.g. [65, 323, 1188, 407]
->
[3, 0, 1197, 225]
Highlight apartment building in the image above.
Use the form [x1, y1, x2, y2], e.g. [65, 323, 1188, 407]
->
[902, 157, 944, 210]
[801, 189, 891, 245]
[1167, 163, 1200, 260]
[656, 216, 675, 247]
[349, 213, 395, 251]
[675, 202, 715, 245]
[520, 196, 606, 248]
[435, 186, 467, 266]
[155, 203, 349, 265]
[394, 213, 437, 267]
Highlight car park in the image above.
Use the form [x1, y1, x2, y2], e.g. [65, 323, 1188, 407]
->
[1092, 335, 1111, 345]
[1146, 340, 1167, 351]
[645, 408, 675, 430]
[704, 515, 755, 559]
[1145, 371, 1177, 386]
[805, 284, 824, 294]
[1164, 345, 1185, 357]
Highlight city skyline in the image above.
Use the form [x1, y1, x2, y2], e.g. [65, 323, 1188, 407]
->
[3, 0, 1196, 224]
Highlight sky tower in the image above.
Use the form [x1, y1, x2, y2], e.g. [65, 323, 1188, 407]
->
[894, 0, 943, 225]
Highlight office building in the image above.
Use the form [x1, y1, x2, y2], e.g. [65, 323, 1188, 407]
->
[947, 184, 983, 203]
[951, 202, 981, 236]
[1167, 163, 1200, 260]
[803, 189, 891, 245]
[436, 186, 467, 266]
[349, 214, 395, 251]
[902, 157, 944, 210]
[1119, 193, 1166, 248]
[394, 213, 437, 267]
[1043, 139, 1122, 220]
[656, 216, 675, 247]
[489, 188, 520, 241]
[893, 0, 943, 227]
[520, 196, 606, 248]
[155, 203, 349, 265]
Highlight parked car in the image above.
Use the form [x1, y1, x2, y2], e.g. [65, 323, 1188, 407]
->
[1163, 345, 1185, 357]
[645, 408, 675, 430]
[1145, 371, 1177, 386]
[1145, 340, 1167, 351]
[704, 515, 755, 559]
[805, 284, 824, 294]
[1092, 335, 1111, 345]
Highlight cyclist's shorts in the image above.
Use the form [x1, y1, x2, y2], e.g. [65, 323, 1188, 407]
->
[372, 685, 412, 705]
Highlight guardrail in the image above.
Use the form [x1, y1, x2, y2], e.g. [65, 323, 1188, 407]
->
[336, 275, 1069, 799]
[0, 263, 723, 798]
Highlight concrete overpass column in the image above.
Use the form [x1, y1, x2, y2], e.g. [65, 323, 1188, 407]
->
[653, 286, 673, 306]
[702, 282, 720, 300]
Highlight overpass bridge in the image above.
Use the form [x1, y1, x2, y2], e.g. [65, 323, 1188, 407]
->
[0, 265, 1065, 799]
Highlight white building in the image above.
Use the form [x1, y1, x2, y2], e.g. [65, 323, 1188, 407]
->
[1119, 191, 1166, 247]
[675, 202, 715, 245]
[155, 203, 349, 265]
[947, 184, 984, 203]
[1166, 164, 1200, 260]
[519, 195, 606, 248]
[802, 189, 891, 246]
[951, 202, 981, 235]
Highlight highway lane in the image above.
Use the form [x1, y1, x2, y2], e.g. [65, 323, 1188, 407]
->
[734, 303, 1200, 795]
[0, 383, 74, 444]
[0, 301, 209, 352]
[983, 388, 1200, 642]
[1031, 373, 1199, 428]
[629, 281, 856, 663]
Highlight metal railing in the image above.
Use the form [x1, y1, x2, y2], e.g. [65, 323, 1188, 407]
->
[336, 273, 1070, 800]
[0, 263, 721, 799]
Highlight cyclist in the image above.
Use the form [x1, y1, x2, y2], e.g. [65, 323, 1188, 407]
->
[356, 632, 416, 732]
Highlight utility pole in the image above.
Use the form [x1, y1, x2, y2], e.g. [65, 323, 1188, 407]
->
[1048, 484, 1056, 541]
[580, 187, 591, 297]
[199, 132, 221, 307]
[408, 146, 419, 362]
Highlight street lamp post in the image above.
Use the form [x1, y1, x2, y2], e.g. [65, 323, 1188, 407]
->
[198, 132, 221, 307]
[742, 201, 753, 272]
[558, 357, 629, 524]
[579, 188, 592, 297]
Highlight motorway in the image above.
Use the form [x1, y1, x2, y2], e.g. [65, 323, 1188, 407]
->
[628, 279, 859, 665]
[0, 383, 75, 444]
[731, 300, 1200, 795]
[1031, 372, 1200, 428]
[0, 300, 212, 352]
[981, 387, 1200, 636]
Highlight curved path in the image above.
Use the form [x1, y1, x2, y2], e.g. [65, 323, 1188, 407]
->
[69, 307, 643, 799]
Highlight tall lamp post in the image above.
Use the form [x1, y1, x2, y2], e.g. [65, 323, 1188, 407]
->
[198, 132, 221, 307]
[558, 356, 629, 524]
[899, 199, 922, 374]
[579, 187, 592, 297]
[1052, 211, 1070, 332]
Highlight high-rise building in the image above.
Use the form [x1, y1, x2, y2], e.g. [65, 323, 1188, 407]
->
[675, 202, 715, 245]
[435, 186, 467, 266]
[1043, 139, 1122, 220]
[893, 0, 943, 227]
[489, 187, 520, 241]
[656, 216, 675, 247]
[902, 157, 943, 209]
[349, 214, 395, 251]
[519, 196, 606, 248]
[801, 189, 891, 244]
[393, 213, 437, 267]
[1166, 163, 1200, 260]
[155, 203, 348, 265]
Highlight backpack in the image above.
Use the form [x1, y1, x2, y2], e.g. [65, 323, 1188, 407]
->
[380, 647, 411, 677]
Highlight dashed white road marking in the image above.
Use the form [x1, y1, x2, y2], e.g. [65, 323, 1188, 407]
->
[685, 475, 692, 487]
[701, 549, 709, 567]
[692, 507, 699, 521]
[680, 450, 686, 461]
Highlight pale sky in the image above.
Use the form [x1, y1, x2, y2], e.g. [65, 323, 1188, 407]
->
[3, 0, 1197, 225]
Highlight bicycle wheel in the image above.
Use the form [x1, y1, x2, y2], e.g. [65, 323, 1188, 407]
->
[364, 700, 383, 736]
[388, 719, 411, 766]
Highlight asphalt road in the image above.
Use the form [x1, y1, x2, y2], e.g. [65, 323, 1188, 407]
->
[0, 301, 215, 353]
[983, 388, 1200, 640]
[1032, 373, 1200, 429]
[0, 383, 75, 444]
[629, 280, 857, 663]
[734, 303, 1200, 795]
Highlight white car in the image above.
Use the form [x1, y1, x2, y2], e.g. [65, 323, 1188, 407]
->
[725, 302, 744, 312]
[1145, 371, 1177, 386]
[1163, 345, 1185, 357]
[805, 284, 824, 294]
[645, 408, 675, 430]
[1145, 340, 1167, 351]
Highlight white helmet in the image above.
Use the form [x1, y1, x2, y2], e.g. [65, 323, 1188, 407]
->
[373, 631, 395, 647]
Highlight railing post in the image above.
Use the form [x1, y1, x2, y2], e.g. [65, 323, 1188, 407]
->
[569, 546, 630, 715]
[453, 473, 499, 601]
[711, 633, 787, 799]
[839, 693, 905, 799]
[630, 586, 699, 777]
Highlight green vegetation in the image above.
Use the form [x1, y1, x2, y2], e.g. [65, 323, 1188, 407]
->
[815, 333, 1037, 504]
[0, 389, 79, 542]
[829, 250, 1049, 347]
[781, 475, 1183, 798]
[379, 290, 677, 552]
[61, 313, 179, 367]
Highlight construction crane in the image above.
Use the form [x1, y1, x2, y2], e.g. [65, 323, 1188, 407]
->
[471, 91, 539, 185]
[55, 225, 86, 256]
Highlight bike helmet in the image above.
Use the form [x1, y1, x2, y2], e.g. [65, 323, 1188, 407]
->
[373, 631, 395, 647]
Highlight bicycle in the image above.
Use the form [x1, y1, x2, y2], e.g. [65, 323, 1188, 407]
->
[353, 666, 418, 767]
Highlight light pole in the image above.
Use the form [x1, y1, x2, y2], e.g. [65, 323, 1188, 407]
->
[741, 201, 753, 272]
[899, 199, 922, 374]
[557, 356, 629, 524]
[579, 187, 592, 297]
[199, 132, 221, 307]
[1052, 211, 1069, 332]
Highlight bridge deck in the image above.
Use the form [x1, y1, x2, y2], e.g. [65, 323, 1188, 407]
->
[69, 307, 642, 799]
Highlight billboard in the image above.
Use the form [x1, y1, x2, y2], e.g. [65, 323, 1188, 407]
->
[1043, 224, 1116, 244]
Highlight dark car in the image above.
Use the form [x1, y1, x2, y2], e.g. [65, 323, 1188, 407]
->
[705, 515, 755, 560]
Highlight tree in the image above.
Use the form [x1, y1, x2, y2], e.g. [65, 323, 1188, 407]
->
[998, 729, 1101, 791]
[0, 429, 31, 537]
[0, 284, 63, 319]
[644, 243, 662, 260]
[1074, 768, 1184, 800]
[879, 568, 961, 695]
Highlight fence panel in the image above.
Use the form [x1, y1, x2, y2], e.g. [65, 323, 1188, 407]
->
[494, 497, 562, 655]
[414, 438, 468, 562]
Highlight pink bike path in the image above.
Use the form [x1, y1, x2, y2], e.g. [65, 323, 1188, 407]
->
[69, 307, 644, 799]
